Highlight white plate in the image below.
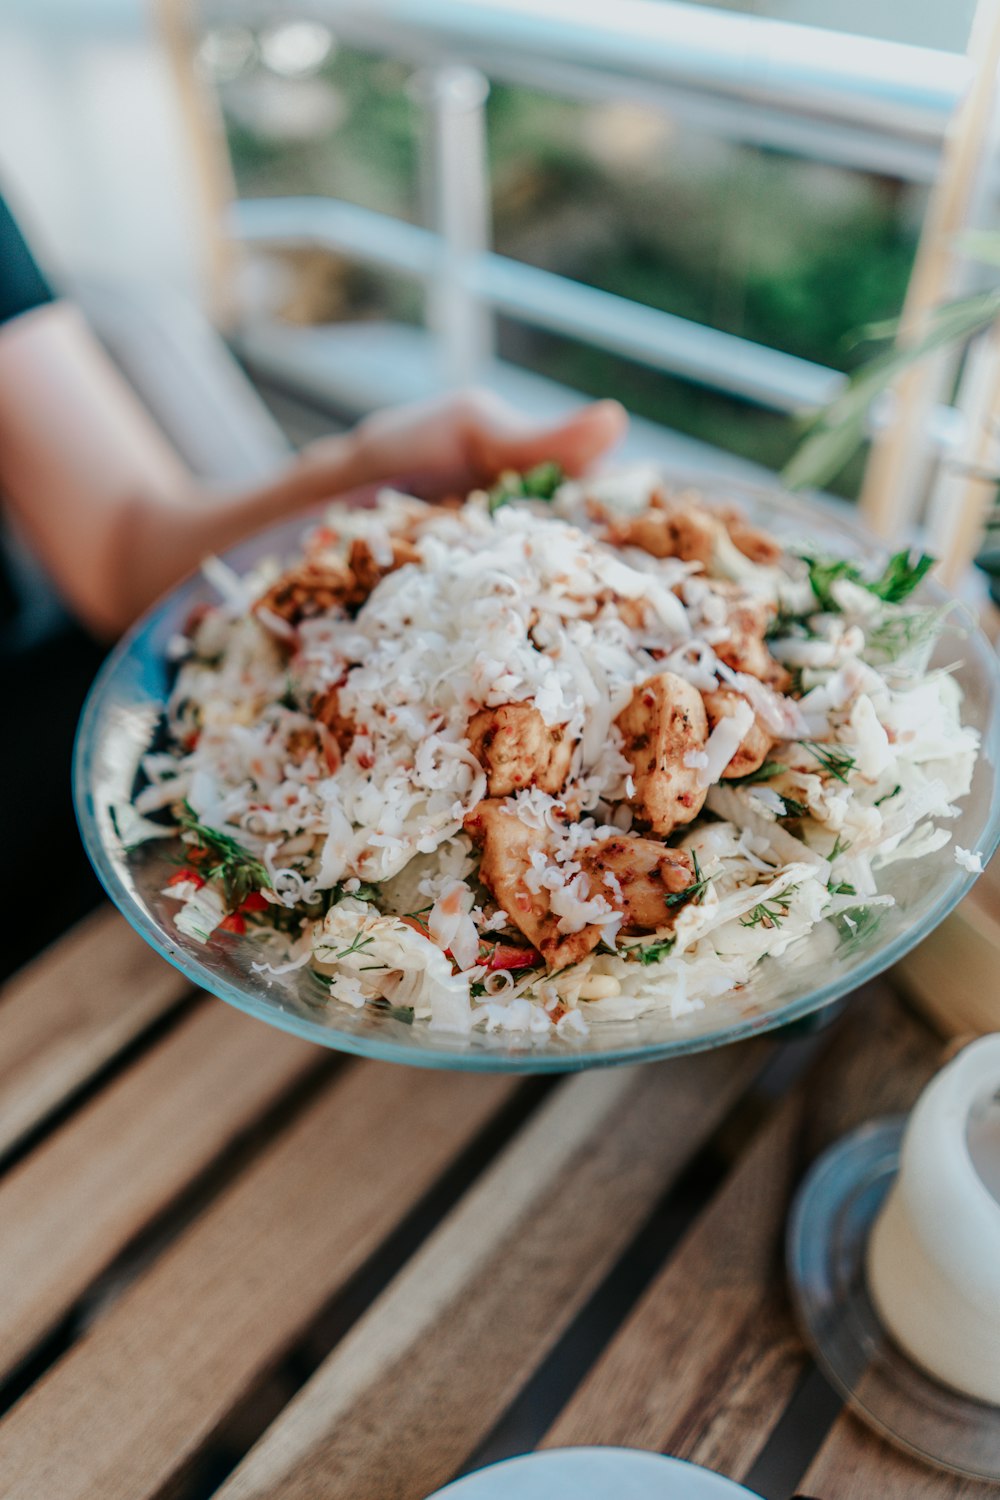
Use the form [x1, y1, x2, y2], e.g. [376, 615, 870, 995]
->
[425, 1448, 762, 1498]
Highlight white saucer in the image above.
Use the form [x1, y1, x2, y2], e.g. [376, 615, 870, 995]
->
[425, 1448, 762, 1499]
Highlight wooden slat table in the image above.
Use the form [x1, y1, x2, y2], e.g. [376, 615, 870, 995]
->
[0, 907, 991, 1500]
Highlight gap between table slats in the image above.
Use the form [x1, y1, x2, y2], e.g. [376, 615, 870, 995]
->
[800, 1403, 994, 1499]
[540, 986, 952, 1495]
[0, 907, 191, 1157]
[0, 999, 323, 1388]
[0, 1060, 517, 1500]
[210, 1040, 769, 1500]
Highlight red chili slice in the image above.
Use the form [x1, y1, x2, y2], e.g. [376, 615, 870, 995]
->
[487, 943, 542, 972]
[167, 868, 205, 889]
[219, 913, 247, 935]
[239, 891, 269, 913]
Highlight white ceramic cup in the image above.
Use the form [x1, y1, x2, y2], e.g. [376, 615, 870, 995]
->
[867, 1035, 1000, 1405]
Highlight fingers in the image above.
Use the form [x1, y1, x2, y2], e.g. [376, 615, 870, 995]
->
[472, 399, 628, 479]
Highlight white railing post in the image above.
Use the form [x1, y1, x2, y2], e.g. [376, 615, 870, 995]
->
[411, 63, 494, 384]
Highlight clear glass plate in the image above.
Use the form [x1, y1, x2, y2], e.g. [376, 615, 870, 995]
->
[73, 481, 1000, 1072]
[787, 1118, 1000, 1480]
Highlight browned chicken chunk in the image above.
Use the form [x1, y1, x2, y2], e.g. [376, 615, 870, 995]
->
[312, 685, 356, 752]
[581, 836, 694, 931]
[616, 671, 709, 834]
[603, 492, 782, 575]
[712, 590, 790, 691]
[466, 703, 575, 797]
[347, 536, 420, 601]
[464, 801, 603, 968]
[701, 688, 775, 779]
[718, 508, 783, 566]
[254, 559, 357, 626]
[604, 498, 721, 568]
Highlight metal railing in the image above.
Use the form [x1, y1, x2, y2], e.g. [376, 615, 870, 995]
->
[210, 0, 976, 433]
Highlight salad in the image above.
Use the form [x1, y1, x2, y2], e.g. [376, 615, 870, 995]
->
[133, 467, 982, 1038]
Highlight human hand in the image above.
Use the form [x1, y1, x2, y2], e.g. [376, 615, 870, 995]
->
[301, 389, 628, 500]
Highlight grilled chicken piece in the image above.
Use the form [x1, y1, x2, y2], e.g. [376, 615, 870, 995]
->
[581, 836, 693, 932]
[604, 492, 782, 574]
[347, 536, 420, 601]
[718, 508, 783, 566]
[702, 688, 774, 779]
[604, 499, 721, 568]
[466, 703, 575, 797]
[616, 671, 709, 835]
[464, 801, 603, 969]
[255, 559, 357, 626]
[312, 685, 355, 752]
[712, 589, 790, 691]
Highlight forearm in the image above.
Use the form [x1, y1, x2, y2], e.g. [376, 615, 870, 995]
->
[109, 438, 362, 632]
[0, 302, 357, 636]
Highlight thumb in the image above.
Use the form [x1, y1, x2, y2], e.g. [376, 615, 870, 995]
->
[476, 399, 628, 478]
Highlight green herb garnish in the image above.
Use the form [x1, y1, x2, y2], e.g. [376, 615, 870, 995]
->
[624, 936, 676, 965]
[800, 740, 856, 784]
[829, 833, 853, 860]
[321, 880, 382, 912]
[729, 760, 788, 785]
[663, 850, 710, 909]
[487, 461, 564, 514]
[868, 550, 936, 604]
[177, 802, 269, 908]
[331, 931, 376, 960]
[779, 796, 810, 819]
[833, 904, 883, 950]
[802, 549, 935, 612]
[828, 880, 857, 896]
[874, 785, 901, 807]
[740, 886, 798, 929]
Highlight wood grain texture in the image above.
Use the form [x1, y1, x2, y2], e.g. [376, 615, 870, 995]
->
[214, 1043, 768, 1500]
[0, 999, 318, 1381]
[541, 986, 946, 1482]
[0, 907, 188, 1154]
[0, 1062, 514, 1500]
[801, 1408, 992, 1498]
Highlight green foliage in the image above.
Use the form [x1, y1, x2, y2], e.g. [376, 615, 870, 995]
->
[783, 290, 1000, 491]
[487, 461, 564, 513]
[177, 803, 269, 908]
[728, 761, 788, 785]
[803, 549, 935, 610]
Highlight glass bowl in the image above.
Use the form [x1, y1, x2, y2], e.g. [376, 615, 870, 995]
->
[73, 481, 1000, 1072]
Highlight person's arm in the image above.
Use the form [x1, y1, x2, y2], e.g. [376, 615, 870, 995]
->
[0, 299, 626, 638]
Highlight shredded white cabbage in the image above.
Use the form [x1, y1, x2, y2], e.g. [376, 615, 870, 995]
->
[144, 474, 982, 1040]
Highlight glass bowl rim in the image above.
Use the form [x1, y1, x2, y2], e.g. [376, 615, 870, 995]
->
[73, 476, 1000, 1072]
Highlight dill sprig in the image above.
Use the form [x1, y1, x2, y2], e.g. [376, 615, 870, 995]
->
[624, 936, 676, 965]
[778, 795, 809, 819]
[874, 785, 901, 807]
[729, 760, 788, 785]
[800, 740, 856, 784]
[740, 886, 798, 929]
[330, 931, 376, 961]
[487, 461, 564, 514]
[177, 802, 269, 909]
[663, 850, 710, 910]
[802, 549, 935, 611]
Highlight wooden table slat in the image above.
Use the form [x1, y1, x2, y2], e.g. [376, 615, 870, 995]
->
[801, 1407, 994, 1499]
[0, 1061, 515, 1500]
[0, 908, 189, 1155]
[0, 999, 318, 1382]
[213, 1043, 769, 1500]
[540, 986, 947, 1488]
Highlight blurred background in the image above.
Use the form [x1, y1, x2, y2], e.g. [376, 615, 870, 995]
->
[0, 0, 989, 498]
